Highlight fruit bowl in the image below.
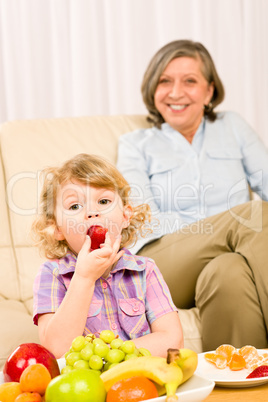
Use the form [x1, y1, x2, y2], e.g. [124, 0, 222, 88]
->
[56, 357, 66, 372]
[0, 367, 215, 402]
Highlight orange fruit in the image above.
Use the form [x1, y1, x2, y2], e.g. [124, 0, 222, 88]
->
[20, 363, 51, 395]
[228, 353, 246, 371]
[216, 344, 237, 364]
[0, 382, 22, 402]
[204, 352, 227, 369]
[106, 376, 159, 402]
[15, 392, 42, 402]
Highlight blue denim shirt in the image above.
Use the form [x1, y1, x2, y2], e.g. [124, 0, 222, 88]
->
[117, 111, 268, 253]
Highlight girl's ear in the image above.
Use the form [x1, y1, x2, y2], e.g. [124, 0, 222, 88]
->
[54, 226, 65, 241]
[122, 205, 133, 228]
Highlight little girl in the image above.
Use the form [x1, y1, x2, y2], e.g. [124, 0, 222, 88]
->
[32, 153, 183, 358]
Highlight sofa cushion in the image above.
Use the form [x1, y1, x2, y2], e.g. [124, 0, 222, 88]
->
[0, 299, 40, 369]
[178, 308, 202, 353]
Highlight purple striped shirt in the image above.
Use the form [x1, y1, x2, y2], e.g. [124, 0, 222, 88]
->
[33, 248, 177, 340]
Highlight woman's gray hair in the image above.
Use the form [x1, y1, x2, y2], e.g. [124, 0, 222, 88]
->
[141, 39, 225, 127]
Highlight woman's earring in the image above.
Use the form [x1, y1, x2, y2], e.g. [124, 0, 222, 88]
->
[204, 102, 213, 112]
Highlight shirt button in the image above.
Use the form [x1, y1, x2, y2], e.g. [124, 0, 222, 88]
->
[102, 282, 107, 289]
[133, 304, 139, 312]
[111, 323, 117, 330]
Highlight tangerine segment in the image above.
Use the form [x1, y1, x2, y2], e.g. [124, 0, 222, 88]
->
[259, 353, 268, 367]
[20, 363, 51, 395]
[106, 376, 159, 402]
[239, 345, 258, 361]
[246, 356, 265, 370]
[228, 353, 246, 371]
[238, 345, 261, 369]
[204, 353, 227, 369]
[216, 344, 237, 364]
[0, 382, 22, 402]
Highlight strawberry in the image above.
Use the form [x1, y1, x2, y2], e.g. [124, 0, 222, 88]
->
[87, 225, 108, 250]
[246, 365, 268, 379]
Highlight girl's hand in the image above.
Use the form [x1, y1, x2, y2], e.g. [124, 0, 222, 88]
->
[75, 232, 124, 281]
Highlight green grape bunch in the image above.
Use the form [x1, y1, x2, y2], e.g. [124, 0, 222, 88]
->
[62, 330, 151, 375]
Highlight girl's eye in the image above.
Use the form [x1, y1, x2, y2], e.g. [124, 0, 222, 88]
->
[99, 198, 111, 205]
[69, 203, 82, 211]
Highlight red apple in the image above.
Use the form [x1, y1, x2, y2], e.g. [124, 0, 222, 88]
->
[3, 343, 60, 382]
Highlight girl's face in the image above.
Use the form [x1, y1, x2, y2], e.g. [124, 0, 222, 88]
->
[154, 56, 214, 138]
[54, 180, 131, 254]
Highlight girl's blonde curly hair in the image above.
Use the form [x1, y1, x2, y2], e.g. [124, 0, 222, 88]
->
[31, 153, 152, 259]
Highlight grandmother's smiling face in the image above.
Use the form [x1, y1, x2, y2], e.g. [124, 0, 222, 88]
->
[154, 56, 214, 141]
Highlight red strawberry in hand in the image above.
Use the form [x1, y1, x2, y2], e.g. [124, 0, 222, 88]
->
[88, 225, 108, 250]
[246, 365, 268, 379]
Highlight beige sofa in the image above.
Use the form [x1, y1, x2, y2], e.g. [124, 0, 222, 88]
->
[0, 115, 202, 370]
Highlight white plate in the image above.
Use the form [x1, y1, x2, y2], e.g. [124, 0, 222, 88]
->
[144, 374, 214, 401]
[195, 349, 268, 388]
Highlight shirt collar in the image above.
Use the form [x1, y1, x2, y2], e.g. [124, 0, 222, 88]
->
[161, 119, 205, 153]
[57, 248, 146, 276]
[57, 251, 77, 275]
[161, 118, 205, 136]
[111, 248, 147, 273]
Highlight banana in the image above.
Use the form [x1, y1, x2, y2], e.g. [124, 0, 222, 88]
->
[100, 355, 183, 401]
[100, 348, 198, 401]
[156, 348, 198, 396]
[173, 348, 198, 383]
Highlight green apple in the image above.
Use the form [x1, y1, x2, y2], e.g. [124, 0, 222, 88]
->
[45, 368, 106, 402]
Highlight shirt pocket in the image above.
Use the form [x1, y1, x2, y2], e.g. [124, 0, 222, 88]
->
[118, 298, 150, 338]
[148, 157, 187, 208]
[148, 157, 184, 176]
[205, 148, 244, 179]
[84, 300, 103, 337]
[87, 300, 103, 318]
[206, 148, 243, 160]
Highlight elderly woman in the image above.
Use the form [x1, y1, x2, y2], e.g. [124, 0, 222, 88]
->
[117, 39, 268, 351]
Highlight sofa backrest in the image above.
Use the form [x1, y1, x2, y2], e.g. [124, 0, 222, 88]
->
[0, 115, 151, 313]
